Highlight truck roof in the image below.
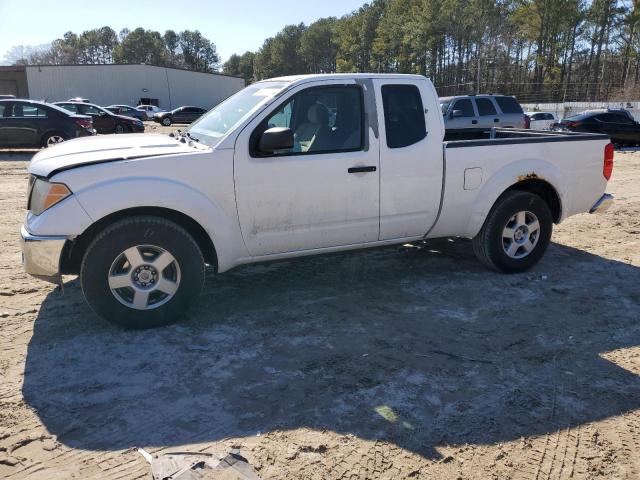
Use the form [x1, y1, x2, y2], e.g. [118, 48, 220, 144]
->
[265, 73, 429, 85]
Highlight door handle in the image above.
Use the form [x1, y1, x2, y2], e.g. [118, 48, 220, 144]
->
[348, 166, 377, 173]
[472, 120, 478, 125]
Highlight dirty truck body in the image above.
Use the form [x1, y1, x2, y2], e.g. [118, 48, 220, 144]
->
[20, 74, 614, 328]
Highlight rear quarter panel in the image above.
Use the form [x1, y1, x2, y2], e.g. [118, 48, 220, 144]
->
[428, 137, 610, 239]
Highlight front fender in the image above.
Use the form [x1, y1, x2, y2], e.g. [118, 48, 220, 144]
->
[72, 176, 248, 272]
[466, 158, 567, 238]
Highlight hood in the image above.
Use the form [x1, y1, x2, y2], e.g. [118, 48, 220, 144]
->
[29, 134, 202, 177]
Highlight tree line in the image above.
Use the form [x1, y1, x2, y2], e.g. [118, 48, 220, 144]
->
[5, 27, 220, 73]
[223, 0, 640, 102]
[5, 1, 639, 102]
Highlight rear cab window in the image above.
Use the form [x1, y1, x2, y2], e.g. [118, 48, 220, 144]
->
[495, 96, 523, 114]
[381, 84, 427, 149]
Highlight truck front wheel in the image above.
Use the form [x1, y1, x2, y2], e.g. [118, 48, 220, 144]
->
[472, 191, 553, 273]
[80, 216, 205, 328]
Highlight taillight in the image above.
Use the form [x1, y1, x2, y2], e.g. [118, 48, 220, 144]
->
[75, 118, 93, 129]
[603, 143, 614, 180]
[523, 115, 530, 129]
[566, 121, 582, 129]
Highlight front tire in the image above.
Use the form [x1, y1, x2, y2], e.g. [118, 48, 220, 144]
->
[162, 117, 172, 126]
[80, 216, 205, 329]
[115, 124, 127, 134]
[472, 191, 552, 273]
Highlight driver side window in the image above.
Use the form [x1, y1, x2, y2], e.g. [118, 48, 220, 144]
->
[253, 85, 364, 157]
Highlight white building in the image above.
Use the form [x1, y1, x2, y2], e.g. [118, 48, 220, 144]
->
[0, 64, 245, 109]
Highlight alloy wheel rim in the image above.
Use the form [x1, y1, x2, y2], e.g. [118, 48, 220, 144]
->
[108, 245, 181, 310]
[502, 210, 541, 259]
[47, 135, 64, 146]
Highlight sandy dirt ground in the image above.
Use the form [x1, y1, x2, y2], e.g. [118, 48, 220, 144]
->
[0, 140, 639, 479]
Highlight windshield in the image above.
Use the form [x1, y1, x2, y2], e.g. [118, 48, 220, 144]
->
[188, 81, 289, 146]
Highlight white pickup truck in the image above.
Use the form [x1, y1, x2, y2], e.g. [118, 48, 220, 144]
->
[21, 74, 614, 328]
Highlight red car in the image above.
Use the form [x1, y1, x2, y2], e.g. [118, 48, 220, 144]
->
[54, 102, 144, 134]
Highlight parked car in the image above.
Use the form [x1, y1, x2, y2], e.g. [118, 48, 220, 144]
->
[553, 110, 640, 146]
[105, 105, 148, 121]
[54, 102, 144, 134]
[0, 99, 94, 148]
[525, 111, 558, 130]
[0, 94, 16, 100]
[153, 106, 207, 126]
[136, 105, 165, 119]
[21, 74, 613, 328]
[440, 94, 529, 132]
[68, 97, 90, 103]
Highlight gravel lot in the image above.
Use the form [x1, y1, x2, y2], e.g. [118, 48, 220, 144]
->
[0, 137, 639, 479]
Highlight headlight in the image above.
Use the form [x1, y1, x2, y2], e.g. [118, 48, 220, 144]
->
[28, 176, 72, 216]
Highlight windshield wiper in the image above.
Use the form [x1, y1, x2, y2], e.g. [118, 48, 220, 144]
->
[170, 130, 200, 144]
[184, 131, 200, 142]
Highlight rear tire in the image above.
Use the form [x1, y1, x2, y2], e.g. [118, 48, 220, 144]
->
[42, 132, 67, 148]
[80, 216, 205, 329]
[115, 124, 127, 133]
[472, 191, 552, 273]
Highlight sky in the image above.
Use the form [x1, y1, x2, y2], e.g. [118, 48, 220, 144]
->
[0, 0, 365, 64]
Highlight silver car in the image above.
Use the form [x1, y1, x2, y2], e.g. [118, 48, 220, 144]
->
[440, 94, 528, 130]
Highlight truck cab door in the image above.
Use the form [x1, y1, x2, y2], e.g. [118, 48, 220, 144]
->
[234, 81, 380, 256]
[374, 79, 444, 240]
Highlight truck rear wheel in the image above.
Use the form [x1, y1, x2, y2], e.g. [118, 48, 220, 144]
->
[80, 216, 205, 329]
[472, 191, 552, 273]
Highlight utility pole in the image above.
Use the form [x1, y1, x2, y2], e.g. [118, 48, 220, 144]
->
[477, 53, 481, 94]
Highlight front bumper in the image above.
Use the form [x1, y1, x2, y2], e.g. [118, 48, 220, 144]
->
[20, 225, 67, 283]
[589, 193, 614, 214]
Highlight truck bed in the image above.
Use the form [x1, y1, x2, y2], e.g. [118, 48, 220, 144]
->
[444, 128, 610, 146]
[428, 128, 611, 241]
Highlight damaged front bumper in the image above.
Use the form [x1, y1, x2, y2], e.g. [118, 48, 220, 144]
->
[589, 193, 614, 214]
[20, 225, 67, 284]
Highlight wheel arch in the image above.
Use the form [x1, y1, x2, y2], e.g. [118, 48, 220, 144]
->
[505, 178, 562, 223]
[61, 206, 218, 275]
[465, 159, 567, 238]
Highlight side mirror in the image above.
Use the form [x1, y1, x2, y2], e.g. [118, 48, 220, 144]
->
[451, 110, 464, 118]
[259, 127, 294, 153]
